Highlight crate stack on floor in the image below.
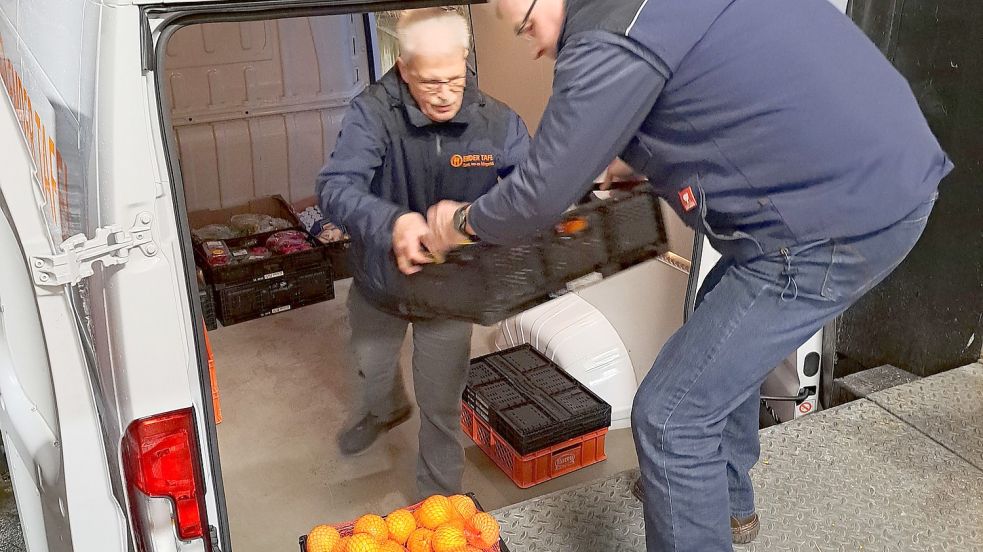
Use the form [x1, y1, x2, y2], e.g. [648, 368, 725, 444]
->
[461, 345, 612, 488]
[190, 195, 345, 327]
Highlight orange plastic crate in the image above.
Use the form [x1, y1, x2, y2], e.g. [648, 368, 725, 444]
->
[202, 324, 222, 425]
[461, 403, 607, 488]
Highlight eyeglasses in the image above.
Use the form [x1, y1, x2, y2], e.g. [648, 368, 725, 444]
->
[514, 0, 539, 38]
[414, 76, 467, 94]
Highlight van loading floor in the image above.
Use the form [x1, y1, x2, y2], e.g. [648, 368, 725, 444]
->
[209, 280, 640, 552]
[492, 364, 983, 551]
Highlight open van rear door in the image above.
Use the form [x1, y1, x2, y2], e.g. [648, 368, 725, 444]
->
[0, 62, 129, 552]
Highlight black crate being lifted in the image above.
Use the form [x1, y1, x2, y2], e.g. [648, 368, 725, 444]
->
[400, 241, 549, 325]
[465, 344, 611, 456]
[396, 189, 667, 325]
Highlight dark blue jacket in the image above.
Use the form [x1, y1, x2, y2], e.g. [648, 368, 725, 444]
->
[468, 0, 952, 261]
[316, 68, 529, 311]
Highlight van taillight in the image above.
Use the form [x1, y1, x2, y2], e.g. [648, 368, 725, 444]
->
[122, 408, 208, 541]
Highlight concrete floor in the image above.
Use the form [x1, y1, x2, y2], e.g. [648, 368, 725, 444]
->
[209, 279, 640, 552]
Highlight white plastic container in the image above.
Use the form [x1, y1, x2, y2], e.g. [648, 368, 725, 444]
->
[496, 293, 637, 429]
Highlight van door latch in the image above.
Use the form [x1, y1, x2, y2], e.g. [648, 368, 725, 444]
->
[30, 212, 158, 286]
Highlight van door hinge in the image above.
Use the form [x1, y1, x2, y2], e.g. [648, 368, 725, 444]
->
[31, 212, 158, 286]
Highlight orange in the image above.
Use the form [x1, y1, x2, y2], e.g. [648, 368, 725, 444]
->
[415, 496, 455, 530]
[354, 514, 389, 543]
[431, 525, 468, 552]
[380, 541, 407, 552]
[464, 547, 483, 552]
[448, 496, 478, 520]
[332, 536, 351, 552]
[465, 513, 499, 549]
[406, 527, 434, 552]
[386, 509, 417, 545]
[443, 518, 466, 532]
[307, 525, 342, 552]
[347, 533, 382, 552]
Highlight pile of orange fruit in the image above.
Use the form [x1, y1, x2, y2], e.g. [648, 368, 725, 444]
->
[306, 494, 501, 552]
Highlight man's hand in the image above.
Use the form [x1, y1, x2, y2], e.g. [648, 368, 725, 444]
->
[392, 212, 433, 275]
[600, 157, 641, 190]
[426, 200, 469, 256]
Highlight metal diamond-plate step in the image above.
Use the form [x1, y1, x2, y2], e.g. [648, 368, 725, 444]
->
[493, 385, 983, 552]
[492, 470, 645, 551]
[749, 399, 983, 552]
[868, 363, 983, 471]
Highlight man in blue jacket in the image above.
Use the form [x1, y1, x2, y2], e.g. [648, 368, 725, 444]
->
[315, 7, 529, 498]
[426, 0, 951, 549]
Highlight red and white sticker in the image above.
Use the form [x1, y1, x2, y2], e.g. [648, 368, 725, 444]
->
[798, 401, 814, 414]
[678, 186, 698, 212]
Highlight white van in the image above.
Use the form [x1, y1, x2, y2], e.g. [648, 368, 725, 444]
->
[0, 1, 830, 550]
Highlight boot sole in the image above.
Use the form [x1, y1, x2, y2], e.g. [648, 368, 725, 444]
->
[732, 514, 760, 545]
[383, 407, 414, 431]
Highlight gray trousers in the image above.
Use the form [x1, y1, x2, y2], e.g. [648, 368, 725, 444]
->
[347, 286, 473, 498]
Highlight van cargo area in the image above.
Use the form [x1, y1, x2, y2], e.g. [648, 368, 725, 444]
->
[158, 10, 692, 551]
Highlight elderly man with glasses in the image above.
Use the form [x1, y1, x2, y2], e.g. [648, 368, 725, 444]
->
[425, 0, 950, 549]
[315, 7, 529, 498]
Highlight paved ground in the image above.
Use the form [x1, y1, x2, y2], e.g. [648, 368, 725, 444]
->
[493, 364, 983, 552]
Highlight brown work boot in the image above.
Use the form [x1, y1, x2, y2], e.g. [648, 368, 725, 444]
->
[731, 513, 760, 545]
[632, 475, 760, 545]
[631, 475, 645, 501]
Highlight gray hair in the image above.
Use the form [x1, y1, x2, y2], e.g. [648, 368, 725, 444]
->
[396, 8, 471, 61]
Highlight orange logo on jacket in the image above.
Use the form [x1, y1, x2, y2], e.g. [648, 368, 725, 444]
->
[450, 153, 494, 168]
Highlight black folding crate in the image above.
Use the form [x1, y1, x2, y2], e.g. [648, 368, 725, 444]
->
[196, 232, 330, 288]
[400, 242, 551, 325]
[195, 268, 217, 330]
[213, 263, 334, 326]
[597, 189, 669, 263]
[541, 208, 607, 286]
[199, 283, 217, 331]
[395, 189, 667, 325]
[465, 344, 611, 455]
[324, 239, 352, 280]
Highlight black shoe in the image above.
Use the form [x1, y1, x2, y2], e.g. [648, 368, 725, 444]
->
[338, 406, 413, 456]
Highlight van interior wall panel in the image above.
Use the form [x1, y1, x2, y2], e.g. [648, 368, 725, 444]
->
[469, 4, 554, 133]
[833, 0, 983, 377]
[165, 15, 368, 211]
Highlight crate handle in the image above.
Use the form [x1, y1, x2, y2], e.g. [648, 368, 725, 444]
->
[552, 442, 581, 455]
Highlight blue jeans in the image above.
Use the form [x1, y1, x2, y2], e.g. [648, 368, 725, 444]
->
[631, 193, 937, 551]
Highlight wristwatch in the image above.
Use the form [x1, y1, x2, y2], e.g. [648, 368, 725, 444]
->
[452, 203, 480, 242]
